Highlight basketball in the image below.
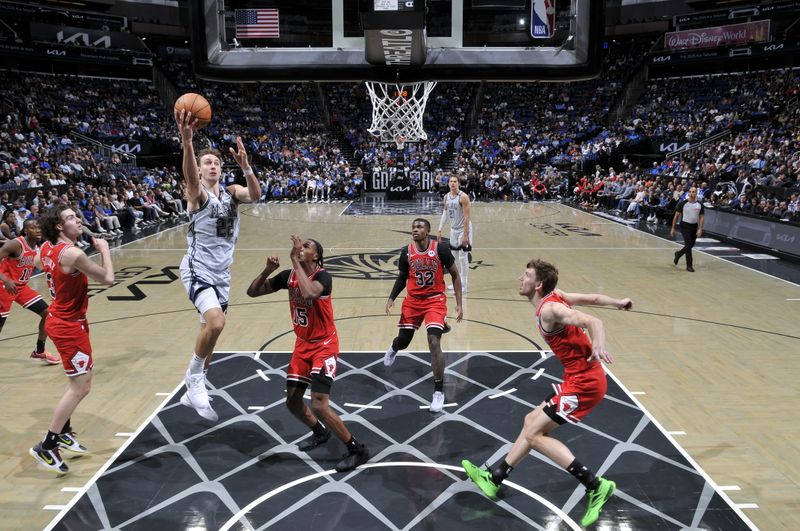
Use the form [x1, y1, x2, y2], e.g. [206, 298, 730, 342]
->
[174, 92, 212, 128]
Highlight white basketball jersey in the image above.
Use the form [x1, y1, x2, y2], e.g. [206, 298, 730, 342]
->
[182, 184, 239, 284]
[446, 191, 466, 231]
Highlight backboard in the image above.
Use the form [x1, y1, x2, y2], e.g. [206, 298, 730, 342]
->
[190, 0, 603, 82]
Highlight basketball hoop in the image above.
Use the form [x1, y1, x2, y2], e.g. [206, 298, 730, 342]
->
[365, 81, 437, 144]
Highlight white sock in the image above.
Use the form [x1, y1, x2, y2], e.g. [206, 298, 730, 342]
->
[188, 354, 204, 375]
[459, 250, 469, 288]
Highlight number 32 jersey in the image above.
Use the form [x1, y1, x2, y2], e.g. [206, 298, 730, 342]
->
[400, 240, 455, 298]
[272, 267, 336, 342]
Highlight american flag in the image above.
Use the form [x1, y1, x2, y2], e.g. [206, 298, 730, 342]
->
[235, 8, 279, 39]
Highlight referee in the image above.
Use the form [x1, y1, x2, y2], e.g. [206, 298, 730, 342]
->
[671, 186, 705, 272]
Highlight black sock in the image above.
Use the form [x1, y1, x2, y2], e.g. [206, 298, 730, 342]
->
[346, 437, 360, 451]
[60, 418, 71, 435]
[311, 420, 327, 436]
[36, 340, 46, 354]
[567, 459, 600, 490]
[42, 431, 60, 450]
[434, 379, 444, 392]
[490, 460, 513, 485]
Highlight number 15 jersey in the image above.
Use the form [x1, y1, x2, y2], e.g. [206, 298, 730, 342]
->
[271, 267, 336, 342]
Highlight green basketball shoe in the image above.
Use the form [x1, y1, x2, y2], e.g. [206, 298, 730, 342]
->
[581, 477, 616, 527]
[461, 459, 500, 499]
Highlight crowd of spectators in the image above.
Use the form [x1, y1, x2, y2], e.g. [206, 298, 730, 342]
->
[2, 37, 799, 236]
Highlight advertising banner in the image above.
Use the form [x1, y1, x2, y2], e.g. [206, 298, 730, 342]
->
[704, 208, 800, 259]
[665, 20, 770, 50]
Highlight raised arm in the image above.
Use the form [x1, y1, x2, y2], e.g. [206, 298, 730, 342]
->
[246, 256, 281, 297]
[175, 109, 202, 205]
[289, 235, 324, 300]
[228, 136, 261, 203]
[542, 302, 613, 363]
[557, 289, 632, 311]
[62, 238, 114, 286]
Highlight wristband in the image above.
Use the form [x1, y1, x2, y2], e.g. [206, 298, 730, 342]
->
[243, 168, 255, 177]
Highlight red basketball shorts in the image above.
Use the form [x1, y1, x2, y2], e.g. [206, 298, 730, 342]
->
[398, 294, 448, 331]
[45, 316, 93, 376]
[0, 284, 44, 318]
[545, 366, 607, 424]
[287, 332, 339, 386]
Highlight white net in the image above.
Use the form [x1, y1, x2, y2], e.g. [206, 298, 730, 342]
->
[365, 81, 437, 144]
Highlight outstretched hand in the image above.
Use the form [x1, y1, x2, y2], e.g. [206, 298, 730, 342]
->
[174, 109, 198, 142]
[618, 298, 633, 310]
[229, 136, 249, 169]
[289, 234, 303, 260]
[265, 255, 280, 273]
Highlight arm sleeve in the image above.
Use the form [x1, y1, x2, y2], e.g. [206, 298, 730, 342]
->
[315, 270, 333, 296]
[388, 247, 409, 300]
[438, 207, 447, 231]
[438, 242, 455, 269]
[268, 269, 291, 291]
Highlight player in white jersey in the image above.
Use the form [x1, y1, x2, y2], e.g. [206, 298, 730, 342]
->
[437, 175, 473, 293]
[175, 108, 261, 422]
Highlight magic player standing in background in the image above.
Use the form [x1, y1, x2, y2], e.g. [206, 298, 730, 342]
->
[437, 174, 472, 293]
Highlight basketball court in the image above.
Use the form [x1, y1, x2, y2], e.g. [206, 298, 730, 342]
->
[50, 348, 755, 530]
[2, 199, 798, 530]
[1, 1, 798, 529]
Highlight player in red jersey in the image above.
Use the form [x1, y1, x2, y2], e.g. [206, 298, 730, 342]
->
[247, 235, 369, 472]
[0, 218, 59, 364]
[384, 218, 463, 413]
[461, 259, 632, 527]
[28, 205, 114, 475]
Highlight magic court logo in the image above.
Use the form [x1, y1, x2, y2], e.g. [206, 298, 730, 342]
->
[324, 241, 490, 281]
[323, 249, 401, 281]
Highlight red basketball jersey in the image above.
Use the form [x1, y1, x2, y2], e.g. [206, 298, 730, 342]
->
[406, 240, 446, 298]
[0, 236, 37, 286]
[536, 291, 599, 375]
[41, 241, 88, 321]
[287, 267, 336, 341]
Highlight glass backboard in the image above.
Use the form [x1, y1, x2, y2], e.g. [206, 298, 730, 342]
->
[190, 0, 603, 82]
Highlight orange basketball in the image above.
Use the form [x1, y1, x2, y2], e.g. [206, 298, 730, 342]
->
[174, 92, 212, 128]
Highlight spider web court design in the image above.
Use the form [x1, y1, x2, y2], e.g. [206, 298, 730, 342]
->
[50, 351, 755, 531]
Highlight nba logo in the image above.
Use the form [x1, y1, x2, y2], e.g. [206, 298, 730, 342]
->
[531, 0, 555, 39]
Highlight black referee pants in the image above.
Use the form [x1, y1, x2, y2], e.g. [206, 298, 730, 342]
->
[675, 221, 698, 268]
